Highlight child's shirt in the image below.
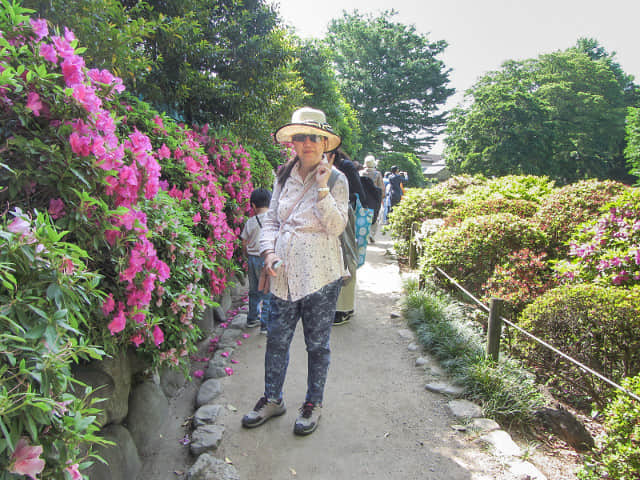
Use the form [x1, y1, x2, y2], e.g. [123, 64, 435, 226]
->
[240, 212, 267, 256]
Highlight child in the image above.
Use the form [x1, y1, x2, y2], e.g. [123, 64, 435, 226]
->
[241, 188, 272, 334]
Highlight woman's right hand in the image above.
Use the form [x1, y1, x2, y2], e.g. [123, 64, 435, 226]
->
[259, 253, 281, 293]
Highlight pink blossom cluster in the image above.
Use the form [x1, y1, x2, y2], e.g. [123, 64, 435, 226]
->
[562, 203, 640, 286]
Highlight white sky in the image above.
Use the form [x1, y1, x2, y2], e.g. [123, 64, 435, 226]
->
[270, 0, 640, 154]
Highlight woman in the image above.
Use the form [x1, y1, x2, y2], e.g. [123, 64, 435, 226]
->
[241, 107, 349, 436]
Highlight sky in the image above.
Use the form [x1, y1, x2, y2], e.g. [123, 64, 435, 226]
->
[270, 0, 640, 154]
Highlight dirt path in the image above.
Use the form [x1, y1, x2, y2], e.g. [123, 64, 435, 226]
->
[138, 231, 567, 479]
[212, 232, 513, 479]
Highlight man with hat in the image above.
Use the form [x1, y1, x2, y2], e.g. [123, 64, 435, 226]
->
[241, 107, 349, 436]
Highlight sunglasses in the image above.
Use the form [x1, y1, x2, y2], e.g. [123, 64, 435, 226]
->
[291, 134, 327, 143]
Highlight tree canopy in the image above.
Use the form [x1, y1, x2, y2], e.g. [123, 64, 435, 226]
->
[326, 10, 454, 157]
[444, 40, 637, 185]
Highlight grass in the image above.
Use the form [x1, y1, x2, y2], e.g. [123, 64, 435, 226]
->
[403, 277, 547, 426]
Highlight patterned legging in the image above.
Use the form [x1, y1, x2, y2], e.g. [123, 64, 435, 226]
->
[264, 280, 341, 404]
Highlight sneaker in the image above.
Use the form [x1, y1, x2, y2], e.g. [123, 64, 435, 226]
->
[333, 310, 353, 326]
[260, 326, 268, 335]
[369, 236, 375, 243]
[246, 318, 260, 328]
[241, 396, 286, 428]
[294, 402, 322, 436]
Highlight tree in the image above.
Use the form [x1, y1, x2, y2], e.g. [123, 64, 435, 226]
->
[445, 43, 636, 184]
[625, 107, 640, 182]
[295, 39, 361, 155]
[326, 10, 454, 157]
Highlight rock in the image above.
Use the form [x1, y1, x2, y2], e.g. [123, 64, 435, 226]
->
[507, 459, 547, 479]
[218, 328, 243, 348]
[448, 399, 483, 419]
[415, 357, 428, 366]
[470, 418, 501, 433]
[196, 306, 216, 335]
[390, 312, 401, 319]
[212, 305, 226, 324]
[196, 379, 223, 407]
[189, 424, 225, 455]
[159, 367, 187, 399]
[204, 364, 229, 379]
[126, 381, 169, 456]
[479, 430, 522, 457]
[230, 313, 248, 330]
[535, 406, 594, 451]
[397, 329, 413, 339]
[187, 453, 240, 480]
[407, 343, 419, 352]
[71, 366, 114, 428]
[425, 382, 465, 397]
[194, 404, 223, 427]
[83, 424, 141, 480]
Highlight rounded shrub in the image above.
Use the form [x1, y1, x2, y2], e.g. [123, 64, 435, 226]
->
[578, 374, 640, 480]
[444, 197, 538, 227]
[420, 213, 548, 293]
[533, 179, 627, 256]
[461, 174, 556, 203]
[518, 284, 640, 409]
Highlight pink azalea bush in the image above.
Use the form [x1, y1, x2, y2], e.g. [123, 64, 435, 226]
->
[0, 4, 253, 476]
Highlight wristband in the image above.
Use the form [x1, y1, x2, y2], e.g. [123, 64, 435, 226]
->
[317, 187, 330, 192]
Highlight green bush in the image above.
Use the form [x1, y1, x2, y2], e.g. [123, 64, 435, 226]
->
[578, 374, 640, 480]
[386, 187, 456, 257]
[433, 173, 486, 195]
[518, 284, 640, 409]
[420, 213, 548, 293]
[461, 175, 556, 203]
[533, 179, 627, 256]
[444, 197, 538, 227]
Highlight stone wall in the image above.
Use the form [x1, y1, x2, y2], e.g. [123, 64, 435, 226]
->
[80, 284, 236, 480]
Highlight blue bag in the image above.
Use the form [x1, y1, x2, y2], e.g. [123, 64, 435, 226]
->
[353, 193, 373, 268]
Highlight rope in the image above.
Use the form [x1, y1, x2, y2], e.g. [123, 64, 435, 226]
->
[434, 267, 640, 403]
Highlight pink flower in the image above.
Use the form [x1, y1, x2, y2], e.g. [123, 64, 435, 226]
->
[8, 216, 30, 235]
[220, 351, 229, 358]
[224, 367, 234, 376]
[193, 370, 204, 378]
[152, 325, 164, 346]
[231, 359, 239, 364]
[102, 293, 115, 315]
[30, 18, 49, 40]
[108, 310, 126, 335]
[242, 333, 250, 339]
[9, 438, 45, 480]
[236, 340, 242, 346]
[131, 333, 144, 347]
[26, 92, 43, 117]
[39, 43, 57, 63]
[65, 462, 82, 480]
[48, 198, 66, 219]
[193, 212, 201, 224]
[60, 258, 75, 275]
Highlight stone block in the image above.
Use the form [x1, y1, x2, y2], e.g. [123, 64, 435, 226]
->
[126, 381, 169, 456]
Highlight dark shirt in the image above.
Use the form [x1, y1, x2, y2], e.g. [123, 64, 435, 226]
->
[389, 173, 405, 202]
[334, 158, 366, 209]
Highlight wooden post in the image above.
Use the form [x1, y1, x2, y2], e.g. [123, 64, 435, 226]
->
[487, 298, 503, 362]
[408, 222, 419, 269]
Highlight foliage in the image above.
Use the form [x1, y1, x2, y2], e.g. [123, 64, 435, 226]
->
[0, 9, 253, 368]
[533, 179, 627, 255]
[22, 0, 156, 84]
[625, 107, 640, 182]
[25, 0, 307, 162]
[385, 187, 456, 257]
[555, 188, 640, 287]
[404, 282, 546, 425]
[460, 175, 555, 203]
[432, 173, 486, 195]
[420, 213, 548, 293]
[376, 151, 424, 188]
[326, 10, 454, 156]
[294, 39, 361, 156]
[482, 249, 557, 317]
[445, 43, 635, 184]
[578, 374, 640, 480]
[518, 284, 640, 409]
[243, 144, 275, 190]
[0, 210, 108, 478]
[444, 198, 538, 227]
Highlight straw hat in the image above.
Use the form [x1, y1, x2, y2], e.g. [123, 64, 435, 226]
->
[364, 155, 377, 168]
[274, 107, 342, 152]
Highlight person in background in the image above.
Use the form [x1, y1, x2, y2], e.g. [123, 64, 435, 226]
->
[240, 188, 272, 334]
[330, 148, 367, 326]
[388, 165, 407, 213]
[360, 155, 384, 242]
[241, 107, 348, 436]
[382, 171, 392, 224]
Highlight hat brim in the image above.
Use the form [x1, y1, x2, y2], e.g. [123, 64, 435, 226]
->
[275, 123, 342, 152]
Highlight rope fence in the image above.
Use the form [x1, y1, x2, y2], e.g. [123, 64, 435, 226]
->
[434, 266, 640, 403]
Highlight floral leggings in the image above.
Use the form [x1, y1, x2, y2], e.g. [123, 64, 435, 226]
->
[264, 280, 341, 405]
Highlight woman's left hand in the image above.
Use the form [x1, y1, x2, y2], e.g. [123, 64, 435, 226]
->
[315, 153, 334, 188]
